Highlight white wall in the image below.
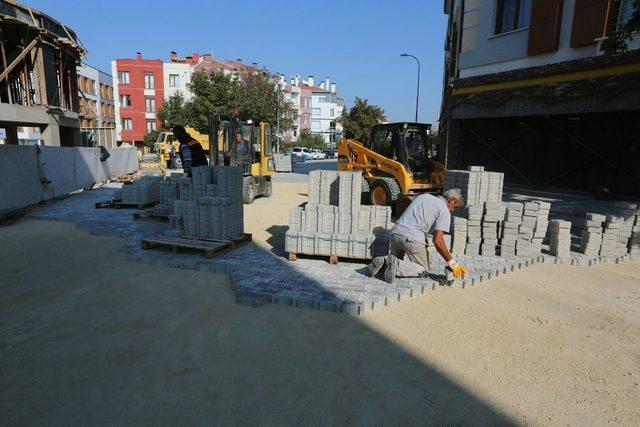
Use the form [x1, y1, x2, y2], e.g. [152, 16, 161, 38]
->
[163, 62, 193, 101]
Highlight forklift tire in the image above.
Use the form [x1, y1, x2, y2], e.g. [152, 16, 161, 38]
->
[243, 176, 256, 204]
[264, 180, 272, 197]
[370, 178, 401, 207]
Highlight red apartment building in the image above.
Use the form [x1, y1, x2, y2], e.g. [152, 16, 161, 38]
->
[111, 52, 164, 146]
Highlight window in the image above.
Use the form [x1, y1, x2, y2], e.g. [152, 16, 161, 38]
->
[169, 74, 180, 87]
[330, 108, 335, 117]
[312, 108, 321, 116]
[495, 0, 532, 34]
[146, 120, 157, 133]
[122, 118, 132, 130]
[311, 120, 321, 130]
[120, 94, 131, 108]
[145, 97, 156, 113]
[144, 73, 155, 89]
[118, 71, 130, 84]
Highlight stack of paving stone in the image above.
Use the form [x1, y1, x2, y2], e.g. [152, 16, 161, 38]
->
[285, 171, 391, 259]
[599, 215, 623, 258]
[630, 211, 640, 256]
[580, 213, 606, 256]
[548, 220, 572, 258]
[121, 176, 161, 205]
[481, 201, 502, 255]
[444, 166, 504, 206]
[614, 202, 637, 254]
[499, 202, 522, 256]
[450, 216, 467, 255]
[154, 173, 185, 216]
[164, 166, 244, 240]
[531, 201, 551, 254]
[464, 204, 483, 256]
[273, 154, 293, 172]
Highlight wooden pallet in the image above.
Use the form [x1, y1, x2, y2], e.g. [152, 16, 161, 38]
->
[95, 199, 156, 210]
[132, 210, 169, 222]
[287, 251, 371, 265]
[141, 233, 252, 258]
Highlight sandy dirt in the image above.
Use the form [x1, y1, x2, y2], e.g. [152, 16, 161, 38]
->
[1, 180, 639, 425]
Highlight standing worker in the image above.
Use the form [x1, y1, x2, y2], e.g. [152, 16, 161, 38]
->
[367, 189, 467, 283]
[172, 125, 208, 177]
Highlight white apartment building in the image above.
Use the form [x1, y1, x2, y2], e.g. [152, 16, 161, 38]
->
[302, 76, 344, 148]
[163, 61, 193, 102]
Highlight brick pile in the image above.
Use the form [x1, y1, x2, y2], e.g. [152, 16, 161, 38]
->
[549, 220, 572, 257]
[444, 166, 504, 206]
[285, 171, 391, 259]
[121, 176, 161, 205]
[481, 201, 502, 255]
[154, 173, 185, 216]
[463, 204, 483, 256]
[164, 166, 244, 240]
[630, 209, 640, 255]
[499, 202, 522, 256]
[450, 216, 467, 255]
[614, 202, 637, 254]
[580, 213, 606, 256]
[600, 215, 623, 258]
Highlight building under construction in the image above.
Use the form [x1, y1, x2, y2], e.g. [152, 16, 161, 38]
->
[0, 0, 84, 146]
[441, 0, 640, 197]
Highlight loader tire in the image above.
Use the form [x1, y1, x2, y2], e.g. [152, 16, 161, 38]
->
[243, 176, 256, 204]
[370, 178, 401, 207]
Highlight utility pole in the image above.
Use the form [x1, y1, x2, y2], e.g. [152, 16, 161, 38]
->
[401, 53, 420, 123]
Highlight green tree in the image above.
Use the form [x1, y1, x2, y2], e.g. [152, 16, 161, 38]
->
[338, 97, 386, 143]
[603, 0, 640, 54]
[157, 93, 195, 129]
[184, 71, 297, 135]
[298, 129, 327, 150]
[143, 129, 160, 148]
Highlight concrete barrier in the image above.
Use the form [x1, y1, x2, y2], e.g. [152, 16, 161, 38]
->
[0, 145, 138, 214]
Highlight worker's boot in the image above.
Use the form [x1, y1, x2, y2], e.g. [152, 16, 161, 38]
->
[383, 255, 398, 284]
[366, 256, 385, 278]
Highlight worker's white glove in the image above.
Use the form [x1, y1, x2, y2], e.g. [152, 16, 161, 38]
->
[447, 259, 467, 279]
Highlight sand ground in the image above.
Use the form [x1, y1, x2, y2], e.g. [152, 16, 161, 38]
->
[1, 180, 639, 425]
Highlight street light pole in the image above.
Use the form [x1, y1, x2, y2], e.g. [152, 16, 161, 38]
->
[401, 53, 420, 123]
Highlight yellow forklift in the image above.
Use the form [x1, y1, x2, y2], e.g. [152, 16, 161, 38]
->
[210, 114, 275, 204]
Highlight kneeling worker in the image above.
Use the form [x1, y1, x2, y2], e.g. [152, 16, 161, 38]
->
[368, 189, 467, 283]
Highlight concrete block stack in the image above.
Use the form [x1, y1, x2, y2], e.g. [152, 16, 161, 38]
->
[531, 201, 551, 254]
[548, 220, 572, 257]
[444, 166, 504, 206]
[481, 201, 501, 255]
[273, 154, 292, 172]
[155, 173, 185, 216]
[121, 176, 161, 205]
[614, 202, 637, 254]
[285, 171, 391, 259]
[499, 202, 522, 256]
[464, 204, 483, 256]
[516, 202, 548, 256]
[629, 211, 640, 256]
[580, 213, 606, 256]
[599, 215, 622, 258]
[450, 216, 467, 255]
[164, 166, 244, 240]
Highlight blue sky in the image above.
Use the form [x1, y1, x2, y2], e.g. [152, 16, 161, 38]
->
[28, 0, 448, 124]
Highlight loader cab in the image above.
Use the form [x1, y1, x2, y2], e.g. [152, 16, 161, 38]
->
[368, 122, 433, 179]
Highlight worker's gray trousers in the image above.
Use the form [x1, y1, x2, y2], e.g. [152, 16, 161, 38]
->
[389, 233, 430, 277]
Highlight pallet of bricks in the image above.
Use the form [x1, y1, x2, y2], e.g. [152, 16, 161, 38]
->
[285, 171, 391, 262]
[273, 154, 293, 172]
[581, 203, 640, 260]
[141, 166, 248, 257]
[120, 176, 162, 206]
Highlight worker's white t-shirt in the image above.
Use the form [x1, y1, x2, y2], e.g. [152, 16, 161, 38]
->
[391, 194, 451, 243]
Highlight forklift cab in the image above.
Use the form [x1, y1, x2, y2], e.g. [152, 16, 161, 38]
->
[211, 114, 274, 203]
[368, 123, 434, 180]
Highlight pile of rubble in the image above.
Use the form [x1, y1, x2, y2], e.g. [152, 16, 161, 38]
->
[285, 171, 391, 259]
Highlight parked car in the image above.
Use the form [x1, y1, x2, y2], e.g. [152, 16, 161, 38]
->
[291, 147, 313, 161]
[323, 150, 337, 159]
[311, 149, 326, 160]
